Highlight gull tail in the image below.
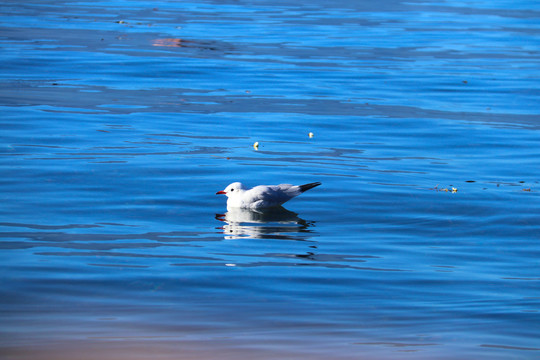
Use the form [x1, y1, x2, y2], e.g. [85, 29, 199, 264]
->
[298, 182, 322, 193]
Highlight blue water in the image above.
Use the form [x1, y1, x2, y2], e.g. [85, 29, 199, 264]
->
[2, 0, 540, 359]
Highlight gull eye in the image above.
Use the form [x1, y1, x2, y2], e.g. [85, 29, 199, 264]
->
[230, 188, 234, 192]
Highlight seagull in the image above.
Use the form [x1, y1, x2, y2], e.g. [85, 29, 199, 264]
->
[216, 182, 321, 209]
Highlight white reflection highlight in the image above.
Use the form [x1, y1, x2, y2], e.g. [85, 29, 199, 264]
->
[215, 206, 314, 240]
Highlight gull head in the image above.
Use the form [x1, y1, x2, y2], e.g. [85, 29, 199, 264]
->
[216, 182, 246, 198]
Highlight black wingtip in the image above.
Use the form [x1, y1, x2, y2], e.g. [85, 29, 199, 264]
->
[299, 182, 322, 193]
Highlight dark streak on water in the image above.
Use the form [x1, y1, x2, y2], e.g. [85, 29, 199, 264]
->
[1, 0, 540, 359]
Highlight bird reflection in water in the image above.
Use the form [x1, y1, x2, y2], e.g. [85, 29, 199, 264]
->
[215, 206, 316, 240]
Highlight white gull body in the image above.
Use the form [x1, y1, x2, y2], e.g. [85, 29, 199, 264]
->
[216, 182, 321, 210]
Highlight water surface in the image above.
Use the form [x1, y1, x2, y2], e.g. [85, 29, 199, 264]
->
[1, 0, 540, 359]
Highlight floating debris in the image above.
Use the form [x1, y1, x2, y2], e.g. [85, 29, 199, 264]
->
[253, 141, 259, 150]
[308, 132, 314, 138]
[430, 184, 458, 193]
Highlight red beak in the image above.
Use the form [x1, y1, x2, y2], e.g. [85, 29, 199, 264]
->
[216, 190, 226, 195]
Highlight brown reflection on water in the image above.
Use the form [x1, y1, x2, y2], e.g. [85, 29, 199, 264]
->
[152, 38, 190, 47]
[3, 338, 298, 360]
